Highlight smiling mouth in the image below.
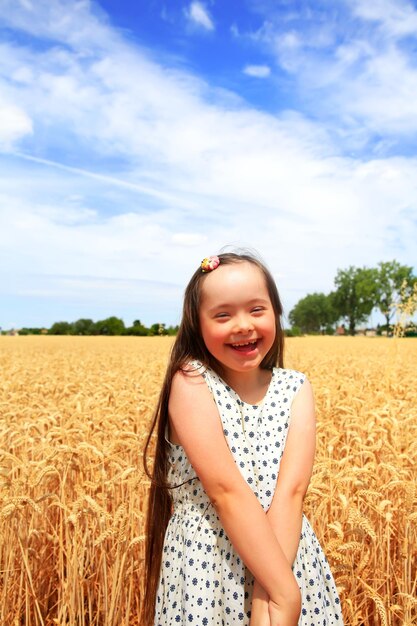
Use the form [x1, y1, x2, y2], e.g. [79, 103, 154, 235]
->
[230, 339, 259, 352]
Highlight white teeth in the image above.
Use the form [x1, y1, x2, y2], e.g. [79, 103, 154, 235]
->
[231, 340, 257, 347]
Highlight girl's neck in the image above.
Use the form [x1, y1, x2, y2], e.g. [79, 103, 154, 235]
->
[221, 367, 272, 405]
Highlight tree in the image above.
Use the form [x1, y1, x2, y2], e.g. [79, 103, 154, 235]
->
[289, 293, 338, 334]
[125, 319, 148, 336]
[166, 325, 179, 336]
[49, 321, 74, 335]
[73, 318, 95, 335]
[148, 323, 165, 336]
[332, 266, 378, 335]
[94, 316, 125, 335]
[375, 260, 417, 328]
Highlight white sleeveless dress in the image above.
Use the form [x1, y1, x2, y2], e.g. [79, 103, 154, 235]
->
[155, 365, 343, 626]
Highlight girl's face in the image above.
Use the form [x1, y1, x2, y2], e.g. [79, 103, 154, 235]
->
[199, 262, 276, 376]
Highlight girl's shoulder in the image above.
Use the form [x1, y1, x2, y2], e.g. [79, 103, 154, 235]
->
[171, 360, 214, 393]
[271, 367, 309, 403]
[169, 361, 215, 410]
[171, 360, 207, 388]
[272, 366, 306, 380]
[180, 359, 207, 378]
[271, 367, 308, 395]
[183, 360, 221, 395]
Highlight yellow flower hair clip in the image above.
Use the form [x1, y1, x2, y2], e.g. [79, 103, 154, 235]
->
[201, 255, 220, 273]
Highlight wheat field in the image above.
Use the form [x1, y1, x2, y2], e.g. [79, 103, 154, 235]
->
[0, 336, 415, 626]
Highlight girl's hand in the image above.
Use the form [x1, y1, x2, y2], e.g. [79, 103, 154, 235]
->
[249, 579, 270, 626]
[268, 594, 301, 626]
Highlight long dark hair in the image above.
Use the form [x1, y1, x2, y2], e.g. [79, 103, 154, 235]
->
[141, 252, 285, 625]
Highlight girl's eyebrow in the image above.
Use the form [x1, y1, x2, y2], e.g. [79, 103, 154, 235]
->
[208, 298, 270, 312]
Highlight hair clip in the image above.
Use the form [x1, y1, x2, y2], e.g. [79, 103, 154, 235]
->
[201, 255, 220, 273]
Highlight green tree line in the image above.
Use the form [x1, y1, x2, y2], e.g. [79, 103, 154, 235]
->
[288, 260, 417, 336]
[17, 318, 179, 337]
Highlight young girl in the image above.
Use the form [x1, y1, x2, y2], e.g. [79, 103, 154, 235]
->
[143, 252, 343, 626]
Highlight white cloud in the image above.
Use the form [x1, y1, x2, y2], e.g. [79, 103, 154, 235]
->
[171, 233, 208, 246]
[230, 23, 240, 38]
[243, 64, 271, 78]
[0, 0, 118, 51]
[0, 99, 32, 147]
[243, 5, 417, 139]
[338, 46, 417, 133]
[186, 1, 214, 31]
[351, 0, 417, 38]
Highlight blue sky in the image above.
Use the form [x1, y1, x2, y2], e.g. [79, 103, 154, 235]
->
[1, 0, 416, 330]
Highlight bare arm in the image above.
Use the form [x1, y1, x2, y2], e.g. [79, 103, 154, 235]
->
[250, 377, 316, 625]
[267, 377, 316, 563]
[169, 370, 301, 624]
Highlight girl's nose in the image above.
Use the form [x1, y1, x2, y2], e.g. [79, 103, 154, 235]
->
[234, 314, 254, 333]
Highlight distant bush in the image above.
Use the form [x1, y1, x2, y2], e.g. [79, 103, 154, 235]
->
[285, 326, 302, 337]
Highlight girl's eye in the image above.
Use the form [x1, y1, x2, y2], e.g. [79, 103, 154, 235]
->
[215, 312, 230, 319]
[251, 306, 264, 313]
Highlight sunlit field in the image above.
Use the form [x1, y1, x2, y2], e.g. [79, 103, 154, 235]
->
[0, 336, 416, 626]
